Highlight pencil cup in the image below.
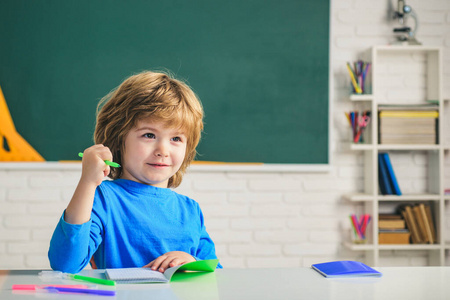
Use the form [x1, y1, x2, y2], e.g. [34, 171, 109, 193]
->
[350, 230, 367, 244]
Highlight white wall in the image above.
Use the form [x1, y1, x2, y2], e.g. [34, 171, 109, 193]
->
[1, 0, 450, 269]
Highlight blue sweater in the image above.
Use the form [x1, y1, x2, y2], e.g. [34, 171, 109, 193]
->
[48, 179, 220, 273]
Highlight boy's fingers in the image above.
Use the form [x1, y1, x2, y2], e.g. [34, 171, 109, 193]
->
[142, 260, 154, 268]
[149, 255, 167, 270]
[143, 252, 194, 271]
[103, 165, 111, 177]
[169, 258, 184, 268]
[158, 257, 177, 272]
[142, 258, 157, 268]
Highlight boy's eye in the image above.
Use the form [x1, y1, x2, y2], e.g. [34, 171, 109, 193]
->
[143, 133, 155, 139]
[172, 137, 182, 142]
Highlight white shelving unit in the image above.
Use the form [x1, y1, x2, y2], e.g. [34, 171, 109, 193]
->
[344, 45, 449, 266]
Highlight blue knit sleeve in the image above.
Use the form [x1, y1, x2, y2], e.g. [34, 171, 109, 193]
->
[194, 206, 223, 269]
[48, 188, 106, 273]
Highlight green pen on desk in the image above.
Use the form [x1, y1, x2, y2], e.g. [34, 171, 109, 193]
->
[78, 152, 121, 168]
[65, 273, 116, 286]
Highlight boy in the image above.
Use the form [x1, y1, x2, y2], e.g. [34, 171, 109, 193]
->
[48, 71, 221, 273]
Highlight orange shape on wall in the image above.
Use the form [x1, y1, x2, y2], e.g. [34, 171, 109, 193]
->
[0, 86, 45, 161]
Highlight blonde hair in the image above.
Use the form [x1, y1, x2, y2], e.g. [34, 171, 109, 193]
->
[94, 70, 203, 188]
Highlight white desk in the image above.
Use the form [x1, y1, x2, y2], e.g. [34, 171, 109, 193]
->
[1, 267, 450, 300]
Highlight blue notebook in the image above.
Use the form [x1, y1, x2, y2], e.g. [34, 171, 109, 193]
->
[381, 152, 402, 196]
[378, 153, 393, 195]
[311, 261, 382, 278]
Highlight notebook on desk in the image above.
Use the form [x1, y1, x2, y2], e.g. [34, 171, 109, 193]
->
[311, 260, 382, 278]
[106, 259, 219, 283]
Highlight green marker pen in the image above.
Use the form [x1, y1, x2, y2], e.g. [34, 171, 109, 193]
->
[78, 152, 121, 168]
[64, 273, 116, 286]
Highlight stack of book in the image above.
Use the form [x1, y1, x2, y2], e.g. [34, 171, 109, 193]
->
[399, 203, 436, 244]
[378, 104, 439, 145]
[378, 153, 401, 195]
[378, 214, 410, 244]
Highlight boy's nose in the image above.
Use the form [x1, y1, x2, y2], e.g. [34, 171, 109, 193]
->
[155, 142, 169, 157]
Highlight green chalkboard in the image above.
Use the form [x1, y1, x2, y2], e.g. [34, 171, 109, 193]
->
[0, 0, 329, 164]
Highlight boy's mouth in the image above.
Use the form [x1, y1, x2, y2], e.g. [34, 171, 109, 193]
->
[148, 163, 169, 167]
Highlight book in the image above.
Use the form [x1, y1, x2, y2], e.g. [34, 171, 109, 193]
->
[378, 153, 393, 195]
[379, 118, 436, 143]
[412, 204, 436, 244]
[378, 215, 405, 229]
[378, 230, 410, 244]
[105, 259, 219, 283]
[378, 105, 439, 145]
[378, 104, 439, 111]
[379, 214, 403, 219]
[379, 111, 439, 118]
[381, 153, 402, 196]
[413, 205, 429, 243]
[380, 118, 436, 134]
[424, 204, 437, 243]
[400, 205, 421, 243]
[311, 261, 382, 278]
[378, 213, 409, 244]
[380, 134, 436, 145]
[419, 204, 434, 244]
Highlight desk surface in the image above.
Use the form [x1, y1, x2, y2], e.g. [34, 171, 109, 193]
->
[1, 267, 450, 300]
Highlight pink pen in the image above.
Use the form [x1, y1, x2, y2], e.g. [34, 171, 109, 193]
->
[13, 284, 88, 291]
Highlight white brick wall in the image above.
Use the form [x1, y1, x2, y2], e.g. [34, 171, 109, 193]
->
[1, 0, 450, 269]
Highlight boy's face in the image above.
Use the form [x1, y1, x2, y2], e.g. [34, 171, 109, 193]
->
[120, 118, 187, 188]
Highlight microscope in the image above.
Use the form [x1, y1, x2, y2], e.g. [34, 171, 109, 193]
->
[393, 0, 422, 45]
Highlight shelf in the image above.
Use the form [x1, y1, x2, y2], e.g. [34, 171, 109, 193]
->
[350, 144, 442, 151]
[344, 242, 374, 251]
[343, 193, 375, 202]
[350, 94, 373, 101]
[378, 244, 442, 251]
[350, 144, 373, 151]
[378, 194, 441, 201]
[374, 45, 441, 53]
[377, 145, 441, 151]
[344, 193, 441, 202]
[346, 46, 446, 266]
[346, 242, 443, 251]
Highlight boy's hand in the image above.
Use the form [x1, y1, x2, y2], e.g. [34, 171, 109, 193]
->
[80, 144, 113, 187]
[143, 251, 195, 273]
[64, 144, 113, 225]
